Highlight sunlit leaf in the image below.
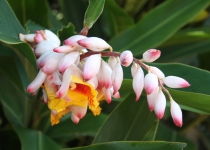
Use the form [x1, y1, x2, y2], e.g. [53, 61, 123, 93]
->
[109, 0, 210, 56]
[103, 0, 134, 36]
[84, 0, 105, 29]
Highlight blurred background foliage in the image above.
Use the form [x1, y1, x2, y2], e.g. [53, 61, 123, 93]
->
[1, 0, 210, 149]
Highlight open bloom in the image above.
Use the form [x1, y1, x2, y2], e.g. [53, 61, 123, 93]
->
[43, 65, 103, 125]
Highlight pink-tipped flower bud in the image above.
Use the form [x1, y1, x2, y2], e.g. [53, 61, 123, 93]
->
[44, 30, 60, 45]
[112, 91, 120, 99]
[56, 67, 72, 99]
[163, 76, 190, 88]
[58, 52, 80, 73]
[149, 66, 165, 79]
[142, 49, 161, 62]
[71, 112, 80, 124]
[112, 61, 123, 94]
[34, 31, 45, 43]
[34, 30, 60, 45]
[77, 37, 110, 52]
[154, 90, 166, 119]
[97, 60, 112, 89]
[147, 86, 159, 111]
[83, 54, 101, 81]
[102, 87, 112, 104]
[71, 105, 87, 119]
[133, 67, 144, 101]
[53, 45, 76, 53]
[144, 73, 158, 95]
[35, 40, 58, 57]
[64, 35, 87, 50]
[27, 70, 47, 93]
[120, 50, 133, 67]
[170, 100, 183, 127]
[42, 53, 63, 75]
[19, 33, 35, 43]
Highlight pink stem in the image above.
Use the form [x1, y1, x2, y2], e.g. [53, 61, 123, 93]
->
[80, 51, 149, 71]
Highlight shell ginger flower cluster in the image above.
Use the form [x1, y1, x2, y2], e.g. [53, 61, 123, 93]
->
[20, 30, 190, 127]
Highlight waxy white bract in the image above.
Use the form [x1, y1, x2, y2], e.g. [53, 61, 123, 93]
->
[27, 70, 47, 93]
[83, 54, 101, 81]
[35, 40, 59, 57]
[120, 50, 133, 67]
[163, 76, 190, 88]
[170, 100, 183, 127]
[154, 89, 166, 119]
[77, 37, 110, 51]
[142, 49, 161, 62]
[144, 73, 158, 95]
[133, 67, 144, 101]
[147, 86, 159, 111]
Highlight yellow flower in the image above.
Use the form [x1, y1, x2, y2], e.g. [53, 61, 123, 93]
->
[43, 65, 103, 125]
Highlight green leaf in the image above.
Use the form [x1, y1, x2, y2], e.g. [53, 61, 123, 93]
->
[124, 0, 148, 16]
[93, 94, 158, 143]
[156, 28, 210, 61]
[158, 40, 210, 62]
[0, 56, 24, 90]
[159, 28, 210, 48]
[109, 0, 210, 56]
[13, 125, 61, 150]
[63, 141, 186, 150]
[0, 0, 25, 38]
[84, 0, 105, 29]
[0, 0, 37, 68]
[0, 74, 33, 127]
[26, 20, 46, 33]
[47, 113, 107, 140]
[57, 23, 75, 43]
[102, 0, 134, 37]
[59, 0, 88, 32]
[7, 0, 49, 27]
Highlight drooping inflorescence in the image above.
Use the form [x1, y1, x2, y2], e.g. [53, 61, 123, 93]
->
[19, 30, 190, 127]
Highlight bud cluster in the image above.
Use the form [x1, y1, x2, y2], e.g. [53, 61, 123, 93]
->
[19, 30, 190, 127]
